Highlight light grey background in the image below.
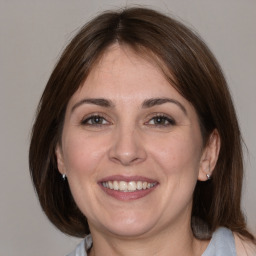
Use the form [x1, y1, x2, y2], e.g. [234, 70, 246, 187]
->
[0, 1, 255, 255]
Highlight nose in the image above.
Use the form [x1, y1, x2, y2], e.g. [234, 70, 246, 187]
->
[108, 125, 147, 166]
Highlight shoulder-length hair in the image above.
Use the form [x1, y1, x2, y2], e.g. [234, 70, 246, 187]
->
[29, 7, 255, 241]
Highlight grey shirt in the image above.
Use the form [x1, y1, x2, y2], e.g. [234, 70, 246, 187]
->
[67, 227, 236, 256]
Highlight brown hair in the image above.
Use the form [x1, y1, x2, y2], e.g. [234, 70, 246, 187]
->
[29, 7, 255, 241]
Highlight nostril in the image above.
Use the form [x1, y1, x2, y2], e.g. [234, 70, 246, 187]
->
[108, 140, 147, 165]
[108, 128, 147, 165]
[110, 154, 141, 166]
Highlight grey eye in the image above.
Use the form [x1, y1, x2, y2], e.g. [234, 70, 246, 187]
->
[148, 116, 175, 126]
[82, 115, 108, 125]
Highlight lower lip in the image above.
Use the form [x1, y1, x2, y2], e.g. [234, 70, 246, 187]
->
[99, 184, 158, 201]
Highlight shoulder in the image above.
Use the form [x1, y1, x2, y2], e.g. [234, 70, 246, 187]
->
[234, 233, 256, 256]
[66, 234, 92, 256]
[202, 227, 236, 256]
[66, 239, 86, 256]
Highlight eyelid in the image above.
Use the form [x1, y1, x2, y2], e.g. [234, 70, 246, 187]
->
[79, 112, 176, 128]
[80, 112, 112, 126]
[144, 113, 176, 126]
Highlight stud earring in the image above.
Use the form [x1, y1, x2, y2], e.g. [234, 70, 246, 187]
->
[62, 174, 66, 180]
[206, 174, 211, 180]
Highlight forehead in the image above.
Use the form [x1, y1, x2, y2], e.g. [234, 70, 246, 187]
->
[71, 44, 179, 101]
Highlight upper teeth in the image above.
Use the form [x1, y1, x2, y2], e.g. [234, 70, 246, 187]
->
[102, 181, 156, 192]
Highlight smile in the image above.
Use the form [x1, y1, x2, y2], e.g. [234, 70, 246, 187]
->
[99, 176, 158, 200]
[101, 181, 157, 192]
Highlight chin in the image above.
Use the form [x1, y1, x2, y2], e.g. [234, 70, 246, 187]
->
[98, 212, 158, 238]
[105, 223, 154, 238]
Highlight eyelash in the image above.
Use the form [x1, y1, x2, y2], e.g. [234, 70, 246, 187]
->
[80, 114, 176, 127]
[81, 114, 110, 126]
[146, 114, 176, 127]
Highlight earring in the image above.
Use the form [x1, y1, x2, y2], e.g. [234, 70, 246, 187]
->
[62, 174, 66, 180]
[206, 174, 211, 180]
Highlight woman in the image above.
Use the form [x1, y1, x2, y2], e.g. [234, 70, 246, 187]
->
[29, 7, 256, 256]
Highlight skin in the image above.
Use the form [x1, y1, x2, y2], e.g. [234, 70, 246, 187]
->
[56, 44, 220, 256]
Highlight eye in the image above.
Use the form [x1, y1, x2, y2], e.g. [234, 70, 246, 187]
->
[146, 115, 176, 126]
[81, 114, 110, 126]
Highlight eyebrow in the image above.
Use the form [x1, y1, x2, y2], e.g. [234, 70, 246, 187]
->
[71, 98, 114, 112]
[71, 97, 187, 115]
[142, 98, 187, 115]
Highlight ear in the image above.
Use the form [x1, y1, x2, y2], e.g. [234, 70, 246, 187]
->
[55, 144, 66, 176]
[198, 129, 221, 181]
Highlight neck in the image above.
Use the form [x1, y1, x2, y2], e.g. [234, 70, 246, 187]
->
[88, 219, 209, 256]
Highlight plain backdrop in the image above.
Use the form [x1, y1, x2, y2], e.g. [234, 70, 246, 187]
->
[0, 0, 255, 255]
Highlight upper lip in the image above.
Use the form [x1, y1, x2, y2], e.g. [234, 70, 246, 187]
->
[99, 175, 158, 183]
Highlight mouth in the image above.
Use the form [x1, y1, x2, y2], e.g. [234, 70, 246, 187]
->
[101, 180, 157, 192]
[99, 176, 158, 200]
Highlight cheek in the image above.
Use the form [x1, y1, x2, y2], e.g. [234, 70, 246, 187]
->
[149, 130, 202, 177]
[61, 131, 109, 215]
[62, 131, 107, 177]
[144, 130, 203, 221]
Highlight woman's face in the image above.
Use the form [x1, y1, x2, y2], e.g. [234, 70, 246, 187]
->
[56, 45, 214, 238]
